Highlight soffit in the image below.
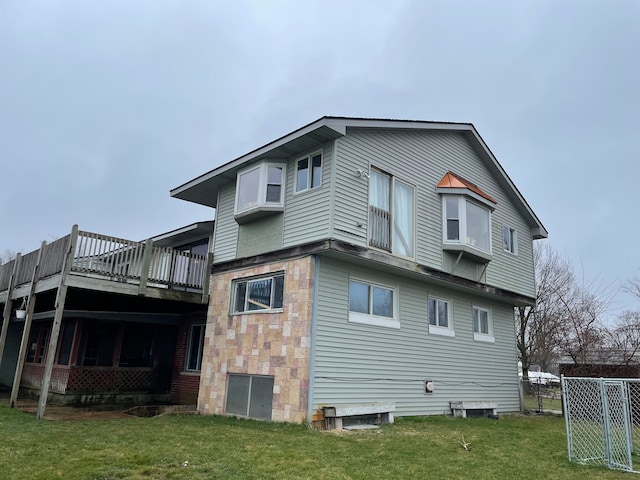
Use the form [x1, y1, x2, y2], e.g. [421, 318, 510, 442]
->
[170, 124, 344, 208]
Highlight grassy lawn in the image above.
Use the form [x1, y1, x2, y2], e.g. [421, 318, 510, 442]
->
[524, 394, 563, 412]
[0, 404, 631, 480]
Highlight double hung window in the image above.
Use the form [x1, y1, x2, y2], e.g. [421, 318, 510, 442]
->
[369, 169, 415, 257]
[503, 225, 517, 254]
[295, 153, 322, 193]
[473, 306, 494, 342]
[428, 297, 454, 337]
[185, 324, 205, 371]
[348, 279, 398, 328]
[232, 273, 285, 313]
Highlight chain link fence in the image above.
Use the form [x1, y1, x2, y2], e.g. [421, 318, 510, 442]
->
[520, 376, 563, 414]
[562, 377, 640, 473]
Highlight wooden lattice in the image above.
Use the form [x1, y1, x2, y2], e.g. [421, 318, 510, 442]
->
[67, 367, 154, 393]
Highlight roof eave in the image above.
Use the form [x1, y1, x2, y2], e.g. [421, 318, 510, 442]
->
[170, 117, 347, 207]
[464, 127, 548, 239]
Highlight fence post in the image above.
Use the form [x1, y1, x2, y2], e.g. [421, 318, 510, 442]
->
[537, 377, 543, 413]
[561, 376, 573, 462]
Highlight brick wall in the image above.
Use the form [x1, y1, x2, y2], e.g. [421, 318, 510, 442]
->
[170, 313, 206, 404]
[198, 256, 314, 423]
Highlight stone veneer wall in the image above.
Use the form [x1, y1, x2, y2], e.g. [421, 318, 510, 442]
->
[198, 256, 314, 423]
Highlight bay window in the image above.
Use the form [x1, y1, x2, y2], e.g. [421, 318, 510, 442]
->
[442, 195, 492, 256]
[235, 162, 286, 222]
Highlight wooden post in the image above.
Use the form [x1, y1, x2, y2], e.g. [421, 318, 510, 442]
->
[201, 252, 213, 304]
[0, 254, 21, 371]
[138, 239, 153, 295]
[36, 226, 78, 419]
[10, 242, 46, 408]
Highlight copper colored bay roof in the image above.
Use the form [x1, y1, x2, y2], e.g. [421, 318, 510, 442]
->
[437, 171, 497, 204]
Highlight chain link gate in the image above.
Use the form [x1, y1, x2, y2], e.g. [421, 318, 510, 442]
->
[562, 377, 640, 473]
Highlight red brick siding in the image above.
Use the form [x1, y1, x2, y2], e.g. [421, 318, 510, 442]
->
[170, 315, 204, 404]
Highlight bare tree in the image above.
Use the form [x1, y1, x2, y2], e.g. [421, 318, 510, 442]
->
[516, 243, 613, 377]
[606, 311, 640, 366]
[624, 277, 640, 301]
[555, 282, 608, 366]
[516, 243, 572, 378]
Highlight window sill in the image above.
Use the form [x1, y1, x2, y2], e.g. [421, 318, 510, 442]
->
[234, 206, 284, 224]
[429, 325, 455, 337]
[443, 243, 492, 262]
[231, 308, 284, 316]
[473, 333, 495, 343]
[349, 312, 400, 329]
[181, 370, 201, 376]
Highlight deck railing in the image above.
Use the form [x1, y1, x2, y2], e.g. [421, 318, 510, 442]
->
[0, 228, 209, 293]
[0, 258, 16, 291]
[369, 205, 392, 252]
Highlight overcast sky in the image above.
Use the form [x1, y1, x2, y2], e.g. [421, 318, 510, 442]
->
[1, 0, 638, 315]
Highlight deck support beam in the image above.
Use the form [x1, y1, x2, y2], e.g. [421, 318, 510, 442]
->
[10, 242, 46, 408]
[37, 226, 77, 419]
[138, 239, 153, 295]
[201, 252, 213, 304]
[0, 254, 21, 372]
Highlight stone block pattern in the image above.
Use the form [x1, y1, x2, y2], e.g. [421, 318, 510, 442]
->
[198, 256, 314, 423]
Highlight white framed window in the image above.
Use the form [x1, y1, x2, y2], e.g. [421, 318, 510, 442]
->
[295, 152, 322, 193]
[428, 297, 454, 337]
[234, 162, 286, 217]
[348, 279, 399, 329]
[503, 225, 517, 255]
[473, 306, 494, 343]
[369, 168, 415, 258]
[442, 196, 492, 254]
[185, 324, 205, 371]
[232, 273, 285, 313]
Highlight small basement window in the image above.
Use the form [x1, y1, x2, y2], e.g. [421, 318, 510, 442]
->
[226, 374, 274, 420]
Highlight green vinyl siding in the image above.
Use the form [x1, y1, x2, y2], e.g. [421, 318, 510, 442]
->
[212, 127, 536, 298]
[212, 183, 238, 263]
[237, 213, 283, 258]
[331, 129, 536, 298]
[330, 138, 369, 246]
[282, 143, 333, 247]
[312, 256, 520, 417]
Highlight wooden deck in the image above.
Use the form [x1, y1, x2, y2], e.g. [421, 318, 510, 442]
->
[0, 226, 212, 305]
